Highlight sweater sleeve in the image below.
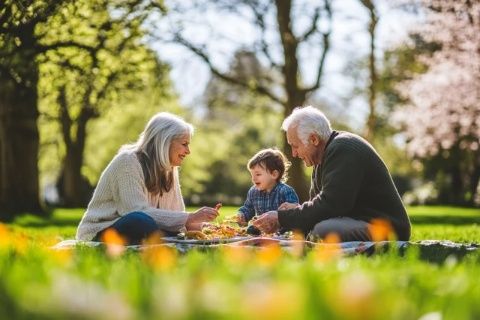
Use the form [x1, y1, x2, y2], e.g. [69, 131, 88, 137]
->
[114, 155, 188, 232]
[278, 142, 366, 234]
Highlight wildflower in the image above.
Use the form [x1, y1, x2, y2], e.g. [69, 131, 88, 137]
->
[0, 223, 11, 248]
[256, 243, 282, 267]
[368, 218, 395, 242]
[101, 228, 126, 257]
[221, 245, 251, 265]
[313, 232, 341, 262]
[141, 245, 177, 271]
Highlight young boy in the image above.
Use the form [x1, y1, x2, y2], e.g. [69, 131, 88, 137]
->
[237, 148, 299, 227]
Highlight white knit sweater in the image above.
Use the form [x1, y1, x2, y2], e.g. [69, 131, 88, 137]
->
[76, 151, 189, 241]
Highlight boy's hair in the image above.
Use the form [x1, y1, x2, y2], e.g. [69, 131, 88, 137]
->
[247, 148, 291, 183]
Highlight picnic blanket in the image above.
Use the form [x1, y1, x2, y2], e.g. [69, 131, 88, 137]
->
[52, 238, 479, 259]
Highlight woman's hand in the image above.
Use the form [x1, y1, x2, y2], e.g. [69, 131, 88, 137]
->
[278, 202, 300, 211]
[185, 206, 219, 230]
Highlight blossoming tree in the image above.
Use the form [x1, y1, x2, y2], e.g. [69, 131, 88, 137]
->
[395, 0, 480, 205]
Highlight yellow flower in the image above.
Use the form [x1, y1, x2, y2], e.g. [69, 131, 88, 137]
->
[256, 243, 282, 267]
[141, 245, 177, 271]
[313, 232, 341, 262]
[0, 223, 11, 248]
[221, 245, 252, 265]
[368, 218, 395, 242]
[101, 228, 126, 257]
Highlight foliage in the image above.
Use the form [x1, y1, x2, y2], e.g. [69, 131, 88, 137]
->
[35, 0, 173, 206]
[180, 50, 284, 205]
[0, 206, 479, 319]
[394, 0, 480, 205]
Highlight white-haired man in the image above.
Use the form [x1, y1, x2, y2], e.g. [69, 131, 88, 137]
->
[252, 106, 411, 241]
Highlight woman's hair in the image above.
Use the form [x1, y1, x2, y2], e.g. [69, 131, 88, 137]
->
[247, 148, 291, 183]
[281, 106, 332, 144]
[121, 112, 194, 195]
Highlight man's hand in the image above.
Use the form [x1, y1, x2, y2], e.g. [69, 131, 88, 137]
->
[278, 202, 300, 210]
[252, 211, 280, 234]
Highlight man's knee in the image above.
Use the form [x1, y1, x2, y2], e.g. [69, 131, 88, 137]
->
[311, 220, 341, 239]
[310, 218, 371, 242]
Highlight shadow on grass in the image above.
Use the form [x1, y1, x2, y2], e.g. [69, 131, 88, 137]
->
[406, 242, 480, 264]
[370, 242, 480, 264]
[409, 215, 480, 225]
[13, 216, 80, 228]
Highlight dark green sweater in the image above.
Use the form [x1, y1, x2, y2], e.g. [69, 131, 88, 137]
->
[278, 131, 411, 240]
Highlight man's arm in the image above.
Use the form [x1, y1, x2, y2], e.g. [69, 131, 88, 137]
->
[278, 142, 367, 234]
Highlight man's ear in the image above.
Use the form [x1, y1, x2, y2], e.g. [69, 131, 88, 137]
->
[309, 133, 321, 146]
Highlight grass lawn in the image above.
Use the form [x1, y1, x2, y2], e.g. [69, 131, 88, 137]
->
[1, 205, 479, 319]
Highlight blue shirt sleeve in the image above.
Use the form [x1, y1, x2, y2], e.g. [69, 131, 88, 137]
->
[238, 187, 255, 221]
[281, 184, 299, 204]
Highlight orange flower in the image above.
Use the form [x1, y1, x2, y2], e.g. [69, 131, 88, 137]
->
[142, 231, 164, 246]
[0, 223, 11, 248]
[368, 219, 395, 242]
[101, 228, 126, 257]
[314, 232, 341, 262]
[141, 245, 177, 271]
[256, 243, 282, 266]
[51, 249, 73, 266]
[221, 245, 251, 265]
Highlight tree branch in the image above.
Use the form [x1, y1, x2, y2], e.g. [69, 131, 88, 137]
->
[173, 33, 285, 105]
[303, 0, 332, 95]
[247, 1, 281, 71]
[298, 6, 321, 43]
[36, 41, 96, 56]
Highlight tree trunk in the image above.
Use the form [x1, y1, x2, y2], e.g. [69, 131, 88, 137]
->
[276, 0, 309, 202]
[0, 26, 43, 218]
[467, 152, 480, 206]
[56, 87, 92, 207]
[361, 0, 378, 142]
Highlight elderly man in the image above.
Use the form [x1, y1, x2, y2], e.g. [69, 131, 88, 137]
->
[252, 106, 411, 241]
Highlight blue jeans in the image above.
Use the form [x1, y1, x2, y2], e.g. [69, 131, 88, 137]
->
[94, 211, 159, 245]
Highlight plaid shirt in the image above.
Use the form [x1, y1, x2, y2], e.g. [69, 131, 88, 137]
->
[238, 182, 299, 222]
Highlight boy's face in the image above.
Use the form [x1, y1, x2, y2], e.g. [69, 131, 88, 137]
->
[249, 165, 279, 192]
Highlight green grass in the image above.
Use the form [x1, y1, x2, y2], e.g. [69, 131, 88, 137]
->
[1, 205, 479, 319]
[8, 205, 480, 243]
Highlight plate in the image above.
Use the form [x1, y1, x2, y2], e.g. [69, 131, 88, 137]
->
[162, 236, 251, 245]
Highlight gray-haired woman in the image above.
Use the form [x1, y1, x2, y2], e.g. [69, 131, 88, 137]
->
[76, 112, 218, 244]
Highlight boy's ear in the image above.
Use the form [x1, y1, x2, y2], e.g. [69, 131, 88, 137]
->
[271, 170, 280, 180]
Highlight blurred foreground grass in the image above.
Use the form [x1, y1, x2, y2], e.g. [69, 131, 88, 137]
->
[1, 206, 479, 319]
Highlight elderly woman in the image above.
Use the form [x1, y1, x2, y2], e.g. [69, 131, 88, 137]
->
[76, 112, 218, 244]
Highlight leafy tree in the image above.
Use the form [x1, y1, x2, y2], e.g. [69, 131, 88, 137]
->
[158, 0, 334, 201]
[394, 0, 480, 205]
[0, 0, 71, 218]
[38, 0, 168, 207]
[0, 0, 167, 216]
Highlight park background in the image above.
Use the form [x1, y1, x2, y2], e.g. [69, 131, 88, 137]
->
[0, 1, 480, 319]
[1, 0, 479, 215]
